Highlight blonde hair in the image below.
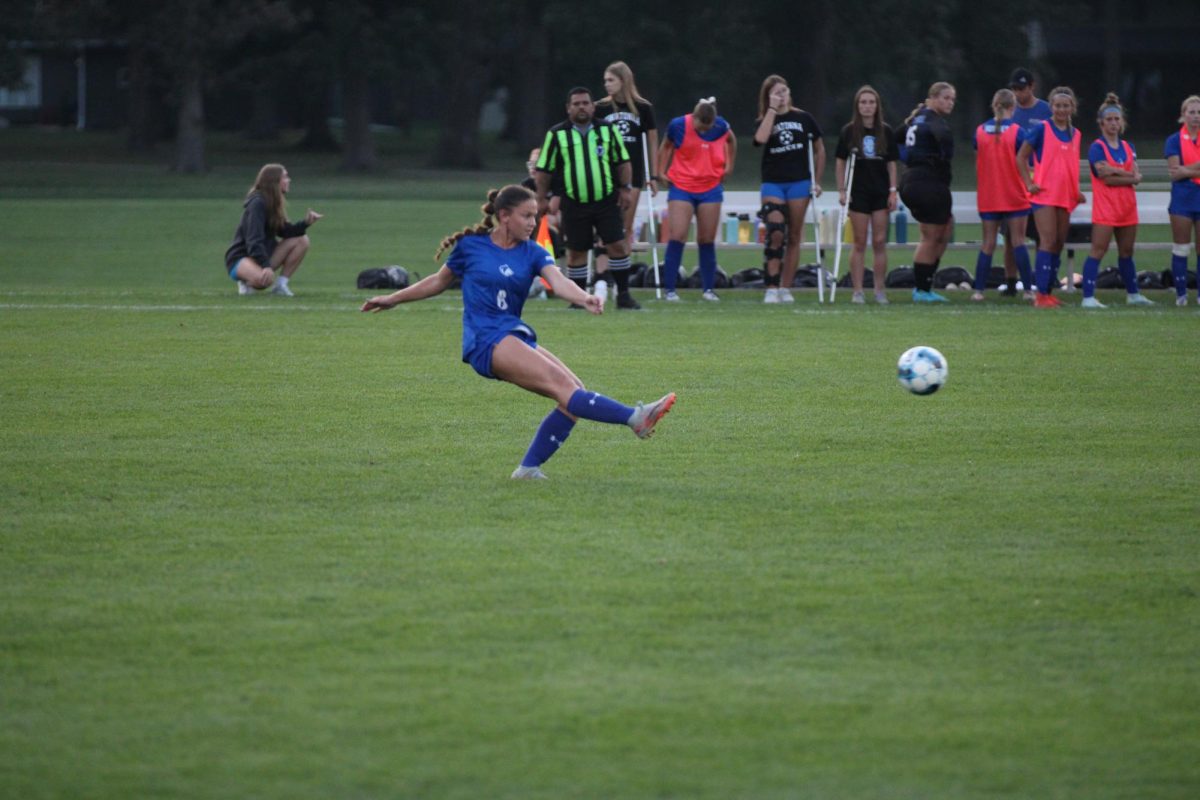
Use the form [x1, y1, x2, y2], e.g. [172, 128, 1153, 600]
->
[757, 74, 789, 119]
[904, 82, 954, 126]
[1047, 86, 1078, 116]
[693, 98, 717, 127]
[601, 61, 648, 109]
[435, 185, 534, 260]
[1097, 92, 1127, 135]
[1179, 95, 1200, 124]
[991, 89, 1016, 137]
[247, 163, 288, 233]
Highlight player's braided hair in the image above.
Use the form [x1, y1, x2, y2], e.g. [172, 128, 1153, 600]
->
[991, 89, 1016, 137]
[435, 185, 535, 260]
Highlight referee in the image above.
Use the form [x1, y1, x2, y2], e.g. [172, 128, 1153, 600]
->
[535, 87, 639, 309]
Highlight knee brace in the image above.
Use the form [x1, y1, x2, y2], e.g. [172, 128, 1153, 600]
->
[1172, 243, 1194, 258]
[759, 202, 788, 261]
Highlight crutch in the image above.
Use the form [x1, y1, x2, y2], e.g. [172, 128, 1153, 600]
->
[807, 134, 825, 302]
[641, 132, 662, 299]
[830, 149, 857, 303]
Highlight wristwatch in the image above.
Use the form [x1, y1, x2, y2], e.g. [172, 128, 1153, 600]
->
[621, 184, 633, 190]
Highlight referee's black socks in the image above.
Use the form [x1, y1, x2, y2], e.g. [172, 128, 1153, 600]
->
[566, 264, 589, 291]
[608, 255, 632, 294]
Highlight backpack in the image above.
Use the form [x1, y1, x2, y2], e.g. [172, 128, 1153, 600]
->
[885, 267, 915, 288]
[357, 265, 415, 290]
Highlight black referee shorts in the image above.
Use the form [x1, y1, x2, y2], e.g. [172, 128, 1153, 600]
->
[560, 196, 626, 253]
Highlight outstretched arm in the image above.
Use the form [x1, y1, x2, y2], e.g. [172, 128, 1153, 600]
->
[541, 265, 603, 314]
[361, 265, 455, 312]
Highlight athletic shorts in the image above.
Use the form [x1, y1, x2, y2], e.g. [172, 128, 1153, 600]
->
[849, 188, 890, 215]
[227, 258, 244, 280]
[1168, 208, 1200, 221]
[560, 197, 625, 252]
[760, 180, 811, 202]
[978, 208, 1032, 221]
[668, 184, 724, 207]
[899, 174, 952, 225]
[465, 327, 537, 380]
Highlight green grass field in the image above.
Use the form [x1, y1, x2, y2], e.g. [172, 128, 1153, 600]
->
[2, 131, 1199, 799]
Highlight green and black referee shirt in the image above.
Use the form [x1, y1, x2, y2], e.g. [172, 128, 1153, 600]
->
[536, 120, 630, 204]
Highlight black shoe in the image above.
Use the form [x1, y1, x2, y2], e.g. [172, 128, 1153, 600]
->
[567, 303, 585, 309]
[1001, 285, 1017, 297]
[616, 292, 642, 310]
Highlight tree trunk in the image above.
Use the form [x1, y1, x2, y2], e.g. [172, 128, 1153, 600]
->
[173, 51, 205, 173]
[429, 49, 491, 168]
[340, 60, 377, 171]
[298, 79, 339, 151]
[501, 0, 548, 151]
[125, 41, 155, 152]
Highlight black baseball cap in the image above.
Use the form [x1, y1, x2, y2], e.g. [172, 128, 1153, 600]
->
[1009, 68, 1034, 89]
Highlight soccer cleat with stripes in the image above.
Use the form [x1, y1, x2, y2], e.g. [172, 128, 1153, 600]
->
[628, 392, 676, 439]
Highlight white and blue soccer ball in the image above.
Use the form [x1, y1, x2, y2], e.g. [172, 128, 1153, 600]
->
[897, 346, 948, 395]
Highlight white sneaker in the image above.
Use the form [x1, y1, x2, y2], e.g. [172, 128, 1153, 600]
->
[701, 290, 720, 302]
[851, 291, 865, 304]
[874, 292, 889, 305]
[1023, 290, 1036, 301]
[592, 279, 608, 300]
[970, 291, 985, 302]
[237, 280, 254, 295]
[777, 287, 795, 303]
[1080, 296, 1106, 309]
[763, 288, 780, 304]
[628, 392, 677, 439]
[664, 291, 681, 302]
[510, 465, 548, 480]
[1126, 293, 1154, 306]
[271, 281, 294, 297]
[1176, 295, 1188, 307]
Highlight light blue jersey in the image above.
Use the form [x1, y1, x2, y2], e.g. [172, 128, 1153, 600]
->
[445, 234, 555, 366]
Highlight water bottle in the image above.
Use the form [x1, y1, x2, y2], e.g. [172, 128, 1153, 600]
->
[738, 214, 752, 243]
[894, 203, 908, 245]
[725, 213, 739, 243]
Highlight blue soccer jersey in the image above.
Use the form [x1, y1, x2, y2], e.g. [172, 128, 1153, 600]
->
[1165, 131, 1200, 215]
[1088, 138, 1135, 177]
[1011, 99, 1052, 136]
[444, 234, 556, 363]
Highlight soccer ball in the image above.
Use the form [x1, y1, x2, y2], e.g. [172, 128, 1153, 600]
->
[897, 346, 948, 395]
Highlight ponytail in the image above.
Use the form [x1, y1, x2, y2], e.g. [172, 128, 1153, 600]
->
[991, 89, 1016, 137]
[906, 81, 955, 125]
[435, 185, 535, 260]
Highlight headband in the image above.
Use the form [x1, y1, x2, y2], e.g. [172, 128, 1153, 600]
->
[1100, 105, 1122, 117]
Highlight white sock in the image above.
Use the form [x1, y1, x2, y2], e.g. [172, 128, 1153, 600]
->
[276, 275, 289, 288]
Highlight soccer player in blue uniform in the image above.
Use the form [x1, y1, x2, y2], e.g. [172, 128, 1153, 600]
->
[1004, 68, 1051, 288]
[1165, 94, 1200, 305]
[361, 185, 676, 479]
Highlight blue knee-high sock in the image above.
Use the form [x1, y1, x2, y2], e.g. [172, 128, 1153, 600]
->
[1117, 256, 1138, 294]
[1035, 250, 1053, 294]
[974, 250, 993, 291]
[698, 243, 717, 291]
[1014, 245, 1033, 288]
[566, 388, 634, 425]
[520, 408, 576, 468]
[1170, 254, 1188, 297]
[663, 240, 685, 292]
[1081, 256, 1100, 298]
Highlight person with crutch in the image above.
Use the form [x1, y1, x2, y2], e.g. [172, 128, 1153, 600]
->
[752, 75, 824, 303]
[835, 85, 898, 304]
[593, 61, 658, 308]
